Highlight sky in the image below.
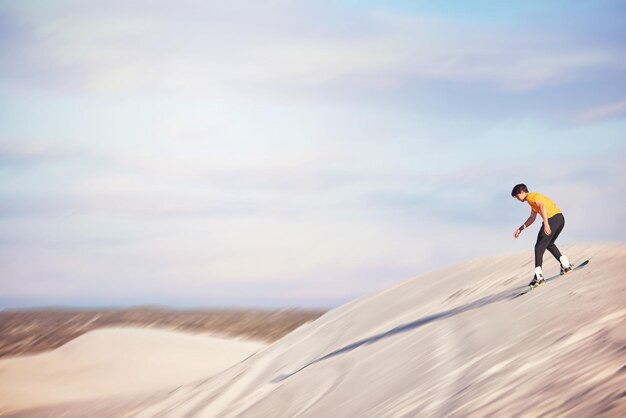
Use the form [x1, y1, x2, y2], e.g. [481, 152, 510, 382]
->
[1, 0, 625, 309]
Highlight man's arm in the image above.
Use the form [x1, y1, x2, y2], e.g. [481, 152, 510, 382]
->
[514, 210, 537, 238]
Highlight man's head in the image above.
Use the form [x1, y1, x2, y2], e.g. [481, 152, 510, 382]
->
[511, 183, 528, 202]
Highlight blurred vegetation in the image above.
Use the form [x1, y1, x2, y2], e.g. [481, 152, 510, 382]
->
[0, 307, 326, 358]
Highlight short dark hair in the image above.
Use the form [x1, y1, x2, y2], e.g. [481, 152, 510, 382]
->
[511, 183, 528, 197]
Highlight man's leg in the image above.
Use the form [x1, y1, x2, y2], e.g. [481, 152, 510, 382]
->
[546, 214, 565, 261]
[534, 227, 551, 268]
[531, 230, 552, 285]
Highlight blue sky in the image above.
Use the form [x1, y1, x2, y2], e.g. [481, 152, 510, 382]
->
[1, 0, 625, 309]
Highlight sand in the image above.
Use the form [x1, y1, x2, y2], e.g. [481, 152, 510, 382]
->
[0, 328, 266, 415]
[2, 244, 625, 417]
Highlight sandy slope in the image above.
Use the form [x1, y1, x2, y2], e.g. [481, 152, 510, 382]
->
[124, 244, 625, 417]
[0, 328, 265, 415]
[4, 244, 625, 417]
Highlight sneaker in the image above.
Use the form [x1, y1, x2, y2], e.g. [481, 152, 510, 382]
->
[559, 256, 571, 273]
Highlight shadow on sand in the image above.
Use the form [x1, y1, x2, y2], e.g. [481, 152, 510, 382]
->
[272, 284, 528, 382]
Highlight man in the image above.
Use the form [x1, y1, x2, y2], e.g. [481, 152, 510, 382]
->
[511, 183, 572, 287]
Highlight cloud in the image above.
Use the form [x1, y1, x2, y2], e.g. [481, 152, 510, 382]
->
[1, 1, 623, 98]
[0, 141, 67, 165]
[0, 139, 111, 168]
[574, 100, 626, 124]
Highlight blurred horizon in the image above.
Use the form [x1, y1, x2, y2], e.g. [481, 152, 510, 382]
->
[1, 0, 625, 309]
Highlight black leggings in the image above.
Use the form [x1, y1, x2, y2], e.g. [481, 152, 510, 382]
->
[535, 213, 565, 267]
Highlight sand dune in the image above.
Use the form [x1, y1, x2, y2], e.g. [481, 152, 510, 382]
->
[0, 328, 266, 415]
[130, 244, 626, 417]
[2, 244, 625, 417]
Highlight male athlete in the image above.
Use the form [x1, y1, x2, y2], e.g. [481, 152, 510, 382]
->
[511, 184, 572, 287]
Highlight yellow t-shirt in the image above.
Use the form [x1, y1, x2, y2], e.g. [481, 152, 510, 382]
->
[526, 192, 561, 218]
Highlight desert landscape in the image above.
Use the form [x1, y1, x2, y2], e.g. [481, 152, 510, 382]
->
[2, 1, 624, 417]
[1, 244, 624, 417]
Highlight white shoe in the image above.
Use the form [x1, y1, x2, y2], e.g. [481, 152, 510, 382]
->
[530, 266, 545, 287]
[559, 255, 572, 275]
